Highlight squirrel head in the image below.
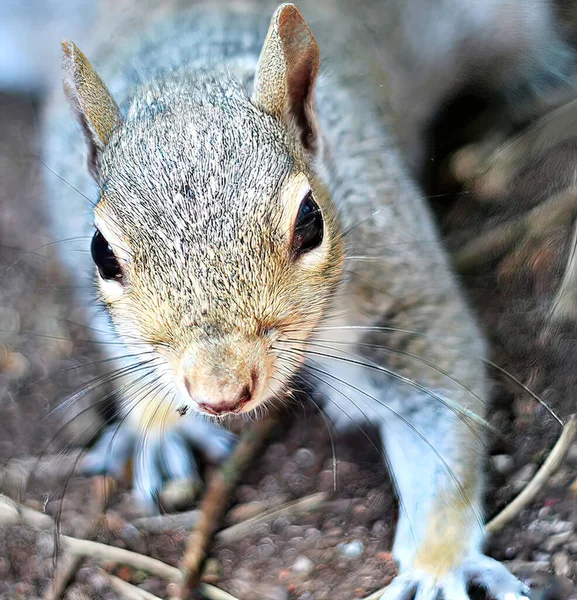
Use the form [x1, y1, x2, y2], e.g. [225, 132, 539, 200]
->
[62, 3, 345, 417]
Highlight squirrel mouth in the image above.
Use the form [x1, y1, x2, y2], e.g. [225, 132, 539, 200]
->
[197, 395, 252, 416]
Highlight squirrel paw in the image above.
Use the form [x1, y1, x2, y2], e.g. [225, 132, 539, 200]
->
[79, 418, 236, 510]
[380, 555, 530, 600]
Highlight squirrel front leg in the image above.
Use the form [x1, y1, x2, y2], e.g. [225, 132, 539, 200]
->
[381, 397, 483, 582]
[316, 289, 529, 599]
[378, 392, 530, 600]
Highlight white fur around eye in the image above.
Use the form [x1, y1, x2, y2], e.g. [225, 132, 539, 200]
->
[93, 212, 129, 301]
[98, 276, 124, 302]
[285, 174, 328, 267]
[94, 213, 130, 263]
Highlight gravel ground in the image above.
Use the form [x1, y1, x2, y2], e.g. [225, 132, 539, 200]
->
[0, 87, 576, 600]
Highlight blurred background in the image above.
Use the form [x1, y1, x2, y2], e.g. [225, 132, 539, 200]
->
[1, 1, 577, 599]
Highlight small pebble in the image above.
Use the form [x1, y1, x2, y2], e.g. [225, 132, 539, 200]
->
[272, 516, 292, 533]
[566, 442, 577, 465]
[513, 464, 537, 492]
[339, 540, 365, 559]
[552, 552, 574, 578]
[376, 551, 393, 562]
[543, 530, 573, 552]
[372, 521, 388, 537]
[294, 448, 315, 469]
[305, 527, 321, 541]
[292, 555, 315, 575]
[533, 552, 551, 563]
[286, 525, 305, 538]
[492, 454, 514, 474]
[551, 521, 573, 534]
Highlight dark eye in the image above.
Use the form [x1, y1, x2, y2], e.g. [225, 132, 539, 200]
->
[292, 191, 324, 257]
[91, 229, 122, 280]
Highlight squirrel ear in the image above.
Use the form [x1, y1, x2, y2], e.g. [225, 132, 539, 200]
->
[252, 3, 319, 152]
[61, 40, 122, 181]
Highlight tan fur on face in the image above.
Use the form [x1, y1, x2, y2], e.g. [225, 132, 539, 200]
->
[96, 155, 343, 413]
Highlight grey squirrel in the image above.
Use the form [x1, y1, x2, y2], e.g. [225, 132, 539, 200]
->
[40, 1, 575, 598]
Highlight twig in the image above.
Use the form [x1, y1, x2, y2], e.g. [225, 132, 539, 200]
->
[0, 494, 53, 528]
[486, 414, 577, 534]
[178, 417, 277, 599]
[201, 584, 242, 600]
[44, 553, 86, 600]
[216, 492, 327, 544]
[43, 476, 115, 600]
[362, 586, 392, 600]
[63, 535, 183, 582]
[0, 494, 182, 582]
[133, 509, 200, 534]
[106, 572, 163, 600]
[550, 219, 577, 322]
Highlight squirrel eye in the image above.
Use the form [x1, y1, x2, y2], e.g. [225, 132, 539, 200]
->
[91, 229, 122, 280]
[291, 191, 324, 258]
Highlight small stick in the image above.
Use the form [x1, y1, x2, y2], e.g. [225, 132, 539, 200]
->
[363, 588, 389, 600]
[216, 492, 327, 544]
[550, 219, 577, 322]
[133, 509, 200, 534]
[486, 414, 577, 533]
[44, 476, 115, 600]
[200, 585, 242, 600]
[178, 417, 277, 599]
[44, 553, 86, 600]
[63, 535, 182, 582]
[0, 494, 53, 528]
[0, 494, 182, 581]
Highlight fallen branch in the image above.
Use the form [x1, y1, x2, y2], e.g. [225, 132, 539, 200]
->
[178, 417, 277, 599]
[108, 571, 242, 600]
[486, 414, 577, 534]
[217, 492, 327, 544]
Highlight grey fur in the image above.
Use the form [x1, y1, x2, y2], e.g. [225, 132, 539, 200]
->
[40, 0, 571, 596]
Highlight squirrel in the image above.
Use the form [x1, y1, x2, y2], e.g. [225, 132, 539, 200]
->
[39, 0, 574, 597]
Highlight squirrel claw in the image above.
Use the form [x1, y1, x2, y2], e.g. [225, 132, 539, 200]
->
[461, 555, 531, 600]
[79, 418, 236, 512]
[379, 556, 530, 600]
[79, 422, 136, 479]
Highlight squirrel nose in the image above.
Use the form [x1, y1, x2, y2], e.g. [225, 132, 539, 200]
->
[184, 377, 254, 415]
[198, 385, 252, 415]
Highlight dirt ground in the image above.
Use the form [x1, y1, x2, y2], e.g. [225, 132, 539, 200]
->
[0, 81, 576, 600]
